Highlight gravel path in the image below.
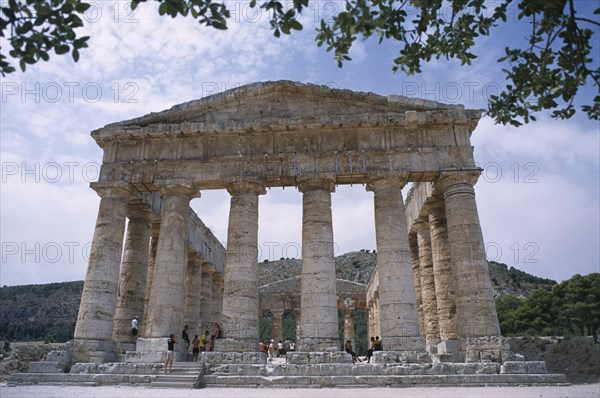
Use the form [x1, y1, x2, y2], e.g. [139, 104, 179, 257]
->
[1, 383, 599, 398]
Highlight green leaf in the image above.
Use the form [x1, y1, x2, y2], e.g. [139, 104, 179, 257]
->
[55, 45, 70, 55]
[72, 48, 79, 62]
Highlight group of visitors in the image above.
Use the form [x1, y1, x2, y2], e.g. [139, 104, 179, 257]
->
[259, 338, 296, 363]
[164, 325, 221, 372]
[345, 335, 383, 364]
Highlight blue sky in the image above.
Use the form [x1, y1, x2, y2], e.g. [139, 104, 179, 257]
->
[1, 1, 599, 286]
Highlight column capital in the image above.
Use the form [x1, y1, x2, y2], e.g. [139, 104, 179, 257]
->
[423, 199, 446, 217]
[155, 179, 200, 199]
[297, 178, 335, 193]
[91, 181, 135, 200]
[365, 176, 407, 192]
[413, 221, 431, 240]
[226, 181, 266, 196]
[435, 169, 482, 193]
[126, 203, 153, 220]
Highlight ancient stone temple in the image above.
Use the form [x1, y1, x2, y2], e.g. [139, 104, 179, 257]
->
[11, 81, 565, 387]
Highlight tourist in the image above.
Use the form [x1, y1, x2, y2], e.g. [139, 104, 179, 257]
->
[181, 325, 190, 351]
[131, 316, 138, 343]
[344, 339, 362, 364]
[199, 330, 209, 352]
[365, 336, 375, 363]
[165, 334, 178, 373]
[209, 334, 216, 352]
[277, 340, 285, 358]
[191, 335, 200, 362]
[268, 339, 275, 363]
[259, 340, 267, 364]
[374, 336, 383, 351]
[289, 340, 295, 351]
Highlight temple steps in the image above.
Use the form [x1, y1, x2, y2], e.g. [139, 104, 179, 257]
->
[148, 362, 201, 389]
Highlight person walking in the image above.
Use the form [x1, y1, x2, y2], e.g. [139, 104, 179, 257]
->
[165, 334, 178, 373]
[131, 317, 138, 343]
[191, 335, 200, 362]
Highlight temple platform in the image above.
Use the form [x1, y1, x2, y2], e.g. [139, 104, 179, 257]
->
[8, 351, 567, 389]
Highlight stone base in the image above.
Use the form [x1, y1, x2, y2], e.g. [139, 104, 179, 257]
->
[379, 336, 425, 351]
[66, 339, 118, 363]
[371, 350, 431, 364]
[438, 339, 460, 354]
[298, 337, 340, 352]
[287, 351, 353, 365]
[28, 361, 68, 373]
[462, 335, 511, 363]
[202, 351, 264, 365]
[214, 338, 258, 352]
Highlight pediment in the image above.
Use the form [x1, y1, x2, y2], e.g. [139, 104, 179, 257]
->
[103, 80, 465, 129]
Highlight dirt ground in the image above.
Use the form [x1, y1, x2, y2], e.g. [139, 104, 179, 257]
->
[1, 384, 599, 398]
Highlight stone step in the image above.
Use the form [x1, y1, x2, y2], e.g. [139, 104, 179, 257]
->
[200, 373, 568, 388]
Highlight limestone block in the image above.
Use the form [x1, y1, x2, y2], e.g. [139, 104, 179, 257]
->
[475, 363, 500, 374]
[501, 361, 527, 374]
[437, 340, 460, 354]
[70, 362, 162, 374]
[124, 351, 166, 363]
[502, 361, 548, 374]
[465, 350, 480, 363]
[479, 349, 502, 363]
[307, 352, 353, 364]
[372, 351, 398, 364]
[202, 351, 263, 365]
[45, 350, 72, 364]
[28, 361, 67, 373]
[287, 352, 310, 365]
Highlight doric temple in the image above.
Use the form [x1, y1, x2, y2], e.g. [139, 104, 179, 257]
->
[73, 80, 499, 359]
[11, 81, 561, 387]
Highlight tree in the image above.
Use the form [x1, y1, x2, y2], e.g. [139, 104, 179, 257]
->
[1, 0, 598, 126]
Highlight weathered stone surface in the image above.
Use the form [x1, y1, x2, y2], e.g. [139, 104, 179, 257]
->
[501, 361, 548, 374]
[287, 352, 353, 364]
[298, 179, 339, 352]
[28, 362, 67, 373]
[70, 362, 162, 374]
[220, 183, 264, 351]
[367, 178, 422, 351]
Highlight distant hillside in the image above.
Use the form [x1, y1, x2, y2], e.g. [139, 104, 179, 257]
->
[0, 281, 82, 342]
[488, 261, 557, 298]
[0, 253, 554, 342]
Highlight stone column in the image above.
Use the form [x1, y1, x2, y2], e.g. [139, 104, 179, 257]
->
[373, 297, 381, 338]
[211, 273, 223, 331]
[438, 171, 500, 338]
[427, 202, 459, 354]
[217, 182, 265, 352]
[294, 309, 302, 345]
[298, 178, 339, 352]
[415, 221, 440, 352]
[409, 233, 425, 336]
[200, 264, 213, 334]
[145, 182, 198, 339]
[74, 183, 130, 342]
[343, 309, 355, 344]
[271, 309, 284, 343]
[183, 254, 203, 337]
[367, 178, 423, 350]
[141, 221, 160, 337]
[112, 205, 152, 343]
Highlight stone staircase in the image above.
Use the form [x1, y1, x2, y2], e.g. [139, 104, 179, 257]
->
[148, 362, 202, 389]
